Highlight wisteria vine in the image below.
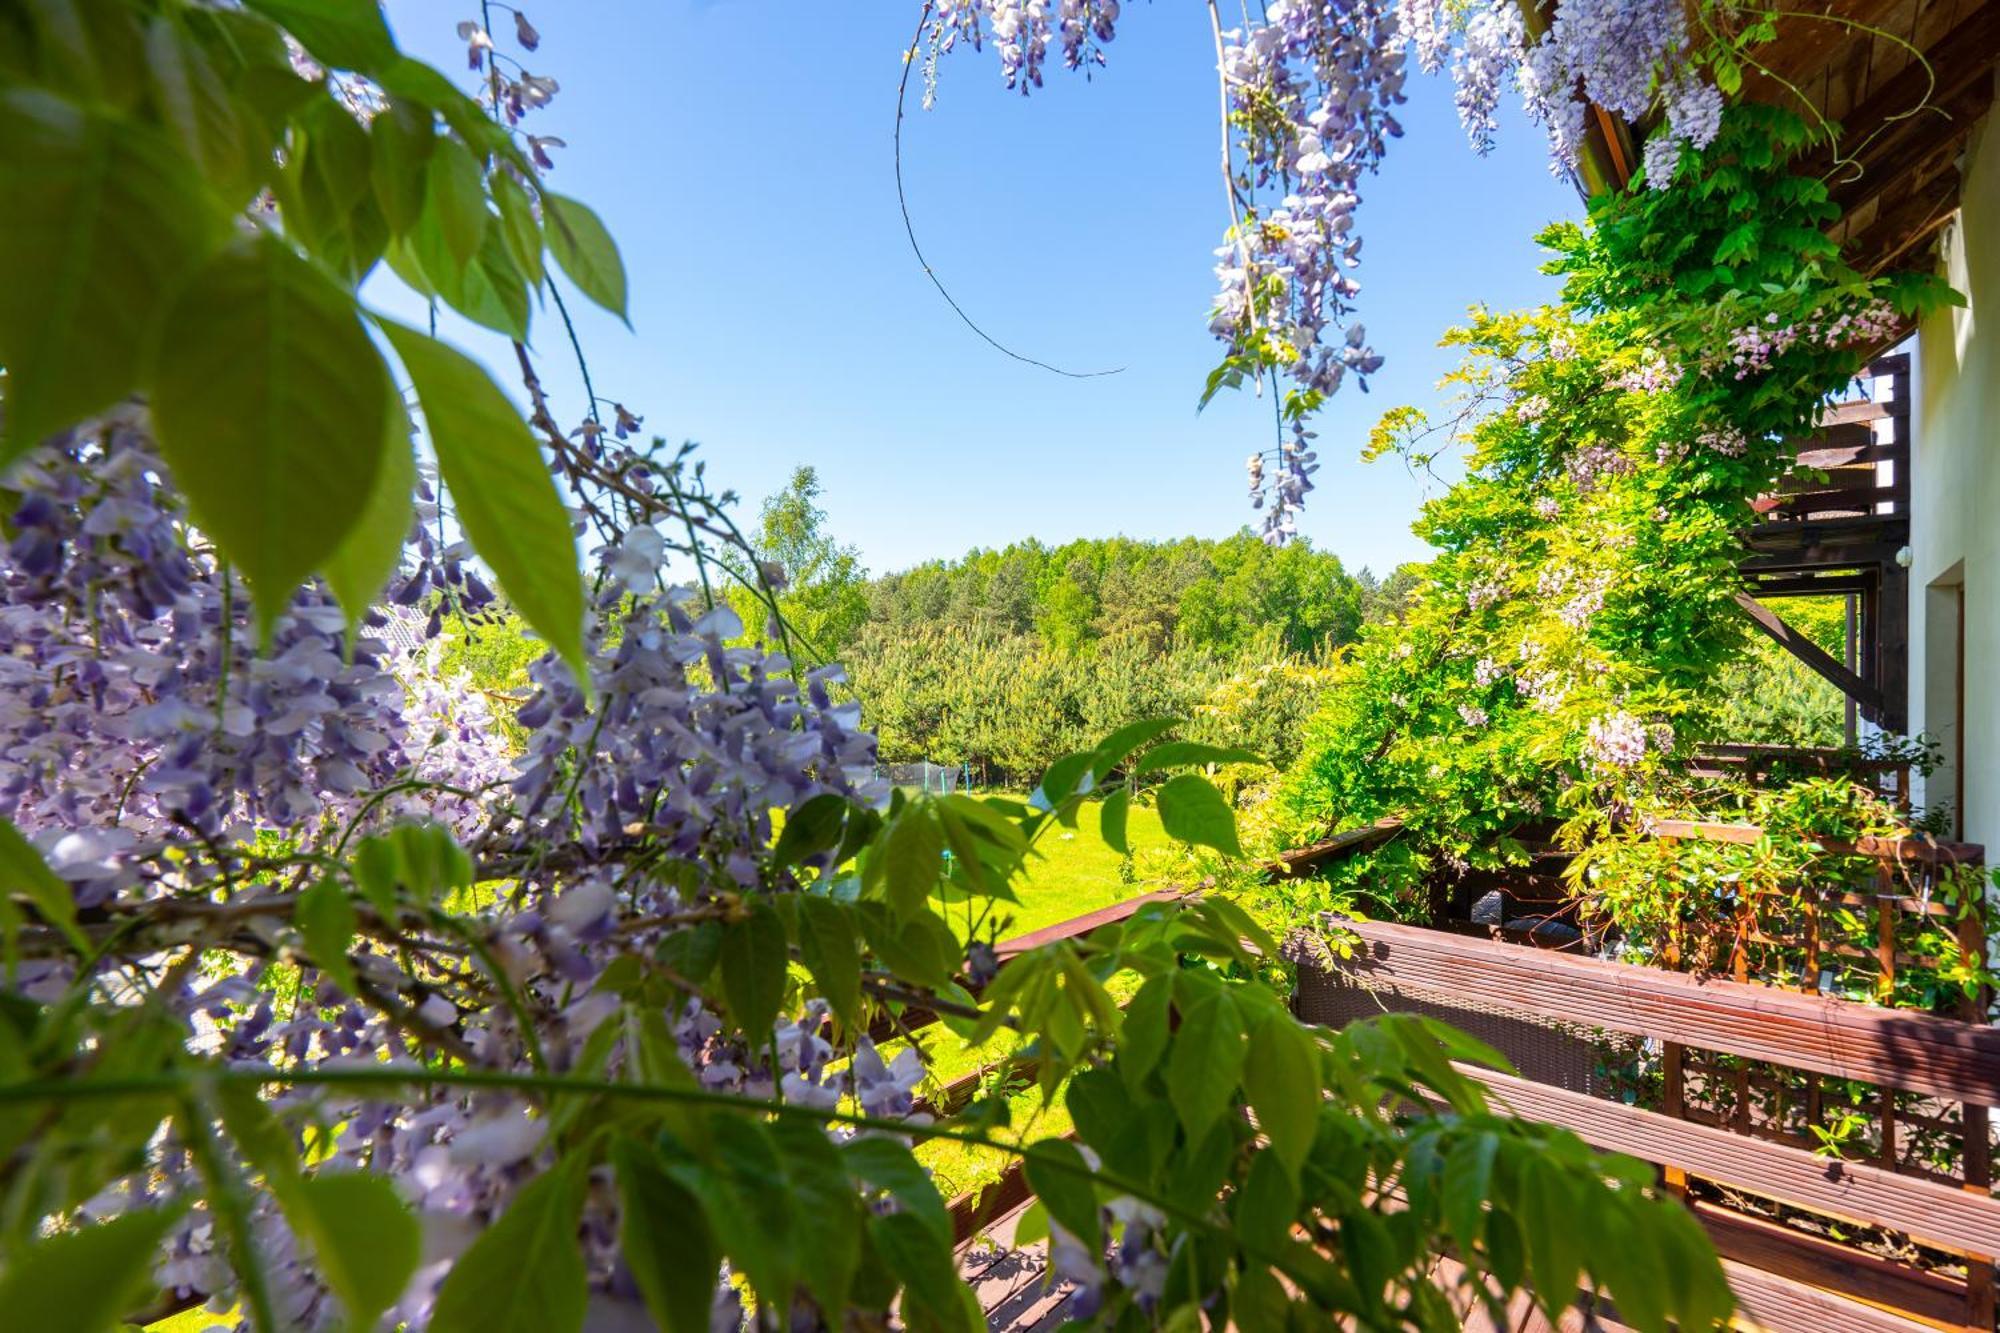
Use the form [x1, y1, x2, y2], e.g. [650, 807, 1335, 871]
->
[0, 5, 1746, 1333]
[922, 0, 1746, 541]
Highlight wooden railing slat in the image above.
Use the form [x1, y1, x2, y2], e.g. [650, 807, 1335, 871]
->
[1455, 1064, 2000, 1260]
[1340, 918, 2000, 1104]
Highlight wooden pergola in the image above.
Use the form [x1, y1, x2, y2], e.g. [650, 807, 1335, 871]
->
[1574, 0, 2000, 280]
[1566, 0, 2000, 740]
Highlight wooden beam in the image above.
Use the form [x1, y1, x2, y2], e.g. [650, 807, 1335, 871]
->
[1271, 817, 1404, 876]
[1737, 590, 1889, 718]
[1457, 1065, 2000, 1261]
[1747, 574, 1877, 598]
[1742, 0, 1913, 105]
[1646, 818, 1981, 865]
[992, 887, 1185, 960]
[1322, 918, 2000, 1103]
[1697, 1203, 1971, 1332]
[1851, 163, 1964, 275]
[1817, 4, 2000, 213]
[1711, 1233, 1961, 1333]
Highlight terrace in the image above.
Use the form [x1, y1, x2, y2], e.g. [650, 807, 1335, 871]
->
[945, 4, 2000, 1330]
[9, 2, 2000, 1330]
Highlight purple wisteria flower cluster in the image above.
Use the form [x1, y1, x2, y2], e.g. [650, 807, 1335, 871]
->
[0, 370, 913, 1327]
[457, 8, 567, 167]
[929, 0, 1715, 537]
[2, 417, 418, 851]
[1723, 300, 1901, 379]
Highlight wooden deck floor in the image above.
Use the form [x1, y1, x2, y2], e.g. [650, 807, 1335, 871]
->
[959, 1201, 1080, 1333]
[957, 1203, 1636, 1333]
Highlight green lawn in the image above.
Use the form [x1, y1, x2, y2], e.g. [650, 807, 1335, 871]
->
[989, 795, 1171, 937]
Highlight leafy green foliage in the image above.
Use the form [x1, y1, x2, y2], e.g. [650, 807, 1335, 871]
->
[151, 234, 390, 638]
[0, 89, 225, 461]
[1155, 773, 1245, 858]
[430, 1153, 586, 1333]
[286, 1172, 422, 1333]
[543, 193, 628, 322]
[0, 813, 86, 952]
[611, 1137, 720, 1333]
[321, 400, 418, 634]
[1278, 106, 1960, 923]
[0, 1204, 183, 1333]
[0, 0, 625, 637]
[718, 897, 789, 1038]
[379, 319, 586, 679]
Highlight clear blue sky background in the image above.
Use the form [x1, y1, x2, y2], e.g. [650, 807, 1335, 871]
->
[373, 1, 1582, 581]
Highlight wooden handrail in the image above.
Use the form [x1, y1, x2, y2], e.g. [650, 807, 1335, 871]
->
[1647, 817, 1985, 867]
[992, 887, 1186, 960]
[1269, 817, 1403, 876]
[1335, 917, 2000, 1104]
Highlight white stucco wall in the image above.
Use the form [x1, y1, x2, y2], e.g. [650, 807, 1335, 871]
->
[1909, 102, 2000, 844]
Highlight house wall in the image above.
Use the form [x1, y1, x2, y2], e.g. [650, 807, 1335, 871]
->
[1910, 105, 2000, 845]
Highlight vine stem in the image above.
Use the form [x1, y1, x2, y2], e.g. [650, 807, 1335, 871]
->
[179, 1090, 279, 1333]
[893, 3, 1123, 380]
[1206, 0, 1257, 345]
[1, 1061, 1345, 1305]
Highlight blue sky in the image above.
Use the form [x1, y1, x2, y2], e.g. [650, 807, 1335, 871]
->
[375, 1, 1582, 580]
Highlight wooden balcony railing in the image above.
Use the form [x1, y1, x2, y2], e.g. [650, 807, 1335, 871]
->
[1296, 917, 1999, 1333]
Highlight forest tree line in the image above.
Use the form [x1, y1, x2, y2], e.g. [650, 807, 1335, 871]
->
[733, 468, 1420, 783]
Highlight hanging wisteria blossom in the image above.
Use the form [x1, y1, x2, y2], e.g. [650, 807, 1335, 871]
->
[922, 0, 1721, 537]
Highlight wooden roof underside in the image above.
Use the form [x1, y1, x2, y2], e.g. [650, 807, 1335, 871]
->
[1582, 0, 2000, 277]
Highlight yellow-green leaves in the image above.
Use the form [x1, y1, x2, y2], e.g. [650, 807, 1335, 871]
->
[1098, 785, 1131, 853]
[425, 135, 487, 270]
[1022, 1139, 1100, 1248]
[348, 821, 474, 917]
[1167, 973, 1247, 1144]
[796, 893, 861, 1028]
[143, 14, 256, 203]
[491, 170, 545, 286]
[1517, 1151, 1583, 1317]
[0, 90, 225, 460]
[1243, 1003, 1321, 1177]
[1154, 773, 1243, 857]
[294, 876, 359, 995]
[431, 1154, 588, 1333]
[0, 1204, 184, 1333]
[879, 803, 944, 917]
[544, 192, 627, 322]
[611, 1138, 718, 1333]
[368, 98, 434, 233]
[241, 0, 398, 74]
[288, 1172, 422, 1333]
[718, 897, 788, 1040]
[322, 398, 416, 636]
[151, 232, 391, 641]
[378, 318, 587, 682]
[282, 98, 387, 284]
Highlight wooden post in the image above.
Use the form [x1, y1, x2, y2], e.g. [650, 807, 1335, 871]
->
[1877, 873, 1899, 1005]
[1733, 895, 1754, 984]
[1662, 1041, 1690, 1202]
[1957, 907, 1993, 1333]
[1803, 890, 1822, 995]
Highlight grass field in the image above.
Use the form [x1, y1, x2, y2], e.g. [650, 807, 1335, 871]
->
[983, 794, 1170, 937]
